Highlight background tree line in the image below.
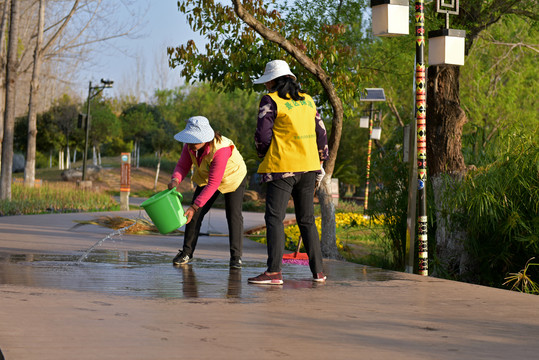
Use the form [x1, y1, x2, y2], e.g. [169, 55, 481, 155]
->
[0, 0, 147, 196]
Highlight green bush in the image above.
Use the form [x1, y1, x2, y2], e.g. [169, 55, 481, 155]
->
[35, 151, 51, 169]
[450, 133, 539, 287]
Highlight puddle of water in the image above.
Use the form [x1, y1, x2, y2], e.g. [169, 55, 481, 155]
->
[0, 251, 396, 300]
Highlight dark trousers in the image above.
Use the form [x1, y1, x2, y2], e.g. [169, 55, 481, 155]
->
[265, 172, 323, 274]
[181, 177, 246, 259]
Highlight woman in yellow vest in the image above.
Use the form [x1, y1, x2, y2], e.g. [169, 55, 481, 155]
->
[168, 116, 247, 269]
[248, 60, 329, 285]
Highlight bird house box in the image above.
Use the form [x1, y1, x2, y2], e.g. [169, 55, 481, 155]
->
[371, 0, 409, 37]
[428, 29, 466, 66]
[360, 116, 370, 128]
[371, 127, 382, 140]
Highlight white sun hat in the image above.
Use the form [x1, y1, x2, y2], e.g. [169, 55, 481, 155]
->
[253, 60, 296, 84]
[173, 116, 215, 144]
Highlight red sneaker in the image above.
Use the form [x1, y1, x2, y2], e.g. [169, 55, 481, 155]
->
[248, 272, 283, 285]
[313, 272, 327, 282]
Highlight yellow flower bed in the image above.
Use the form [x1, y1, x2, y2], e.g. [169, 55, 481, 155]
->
[249, 212, 383, 252]
[281, 213, 384, 252]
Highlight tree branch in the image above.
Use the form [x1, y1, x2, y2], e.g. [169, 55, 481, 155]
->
[41, 0, 81, 54]
[231, 0, 343, 175]
[387, 97, 404, 127]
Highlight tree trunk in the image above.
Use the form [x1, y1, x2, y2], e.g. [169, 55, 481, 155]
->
[66, 145, 70, 169]
[0, 0, 10, 171]
[58, 150, 64, 170]
[0, 0, 20, 200]
[92, 145, 97, 166]
[426, 65, 467, 176]
[426, 64, 472, 277]
[24, 0, 45, 187]
[154, 152, 161, 191]
[318, 177, 339, 258]
[136, 143, 140, 168]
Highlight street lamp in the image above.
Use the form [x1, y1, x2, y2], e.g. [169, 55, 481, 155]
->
[360, 88, 386, 215]
[82, 78, 113, 181]
[370, 0, 465, 276]
[371, 0, 410, 36]
[428, 1, 466, 66]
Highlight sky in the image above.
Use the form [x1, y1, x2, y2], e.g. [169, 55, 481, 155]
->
[77, 1, 204, 100]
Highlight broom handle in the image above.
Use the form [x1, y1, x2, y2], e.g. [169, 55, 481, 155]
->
[295, 236, 303, 253]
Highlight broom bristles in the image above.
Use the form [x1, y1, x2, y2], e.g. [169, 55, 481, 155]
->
[282, 258, 309, 265]
[282, 251, 309, 265]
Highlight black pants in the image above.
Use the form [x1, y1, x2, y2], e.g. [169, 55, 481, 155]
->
[265, 172, 323, 274]
[181, 177, 246, 259]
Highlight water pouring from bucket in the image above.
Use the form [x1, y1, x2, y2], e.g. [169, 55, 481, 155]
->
[141, 188, 188, 234]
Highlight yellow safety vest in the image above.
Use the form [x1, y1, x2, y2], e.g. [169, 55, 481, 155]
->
[258, 92, 320, 173]
[190, 136, 247, 193]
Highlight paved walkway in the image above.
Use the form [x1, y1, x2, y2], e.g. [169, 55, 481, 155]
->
[0, 209, 538, 359]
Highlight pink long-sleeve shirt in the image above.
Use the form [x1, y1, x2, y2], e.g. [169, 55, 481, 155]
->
[171, 143, 232, 208]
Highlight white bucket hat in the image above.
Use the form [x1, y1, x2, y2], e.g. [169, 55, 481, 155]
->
[174, 116, 215, 144]
[253, 60, 296, 84]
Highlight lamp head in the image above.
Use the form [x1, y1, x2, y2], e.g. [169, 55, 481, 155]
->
[360, 88, 386, 102]
[101, 78, 114, 87]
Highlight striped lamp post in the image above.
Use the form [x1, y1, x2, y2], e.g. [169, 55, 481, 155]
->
[360, 88, 386, 214]
[414, 0, 428, 276]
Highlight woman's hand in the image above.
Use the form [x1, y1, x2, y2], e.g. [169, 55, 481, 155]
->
[184, 205, 199, 224]
[316, 165, 325, 190]
[168, 179, 179, 190]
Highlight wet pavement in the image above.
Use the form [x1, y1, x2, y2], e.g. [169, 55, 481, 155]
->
[0, 249, 397, 301]
[1, 209, 538, 359]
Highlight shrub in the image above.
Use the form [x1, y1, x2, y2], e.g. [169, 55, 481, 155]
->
[450, 134, 539, 287]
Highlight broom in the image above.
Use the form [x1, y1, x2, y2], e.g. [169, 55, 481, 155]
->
[282, 236, 309, 265]
[282, 182, 321, 266]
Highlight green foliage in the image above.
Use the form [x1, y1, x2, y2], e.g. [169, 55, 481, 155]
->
[169, 0, 371, 111]
[461, 15, 539, 166]
[120, 103, 159, 144]
[449, 132, 539, 286]
[34, 151, 50, 169]
[86, 100, 122, 157]
[152, 83, 261, 174]
[503, 257, 539, 294]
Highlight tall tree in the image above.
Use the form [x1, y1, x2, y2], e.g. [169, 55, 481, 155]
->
[0, 0, 10, 170]
[0, 0, 19, 200]
[24, 0, 46, 186]
[24, 0, 81, 186]
[120, 103, 157, 168]
[150, 118, 176, 190]
[88, 99, 121, 165]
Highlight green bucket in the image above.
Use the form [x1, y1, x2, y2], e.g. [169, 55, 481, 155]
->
[141, 188, 187, 234]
